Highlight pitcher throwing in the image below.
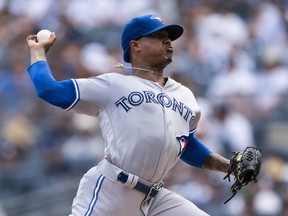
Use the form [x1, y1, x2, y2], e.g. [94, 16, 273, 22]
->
[26, 14, 232, 216]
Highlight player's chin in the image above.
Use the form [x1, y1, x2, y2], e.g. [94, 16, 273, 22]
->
[165, 56, 173, 65]
[158, 54, 172, 67]
[163, 53, 172, 62]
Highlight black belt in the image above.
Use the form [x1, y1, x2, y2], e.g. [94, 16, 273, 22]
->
[117, 172, 163, 198]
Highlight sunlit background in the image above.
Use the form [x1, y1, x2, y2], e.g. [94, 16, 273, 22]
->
[0, 0, 288, 215]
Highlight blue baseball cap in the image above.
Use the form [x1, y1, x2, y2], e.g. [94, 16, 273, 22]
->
[121, 14, 184, 63]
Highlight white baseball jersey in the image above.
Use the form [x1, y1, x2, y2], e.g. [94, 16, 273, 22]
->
[71, 73, 200, 183]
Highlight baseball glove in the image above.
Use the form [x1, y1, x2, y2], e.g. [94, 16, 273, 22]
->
[223, 146, 262, 204]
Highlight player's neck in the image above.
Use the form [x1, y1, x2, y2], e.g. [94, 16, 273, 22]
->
[132, 68, 163, 77]
[131, 64, 166, 85]
[133, 70, 166, 86]
[114, 63, 166, 86]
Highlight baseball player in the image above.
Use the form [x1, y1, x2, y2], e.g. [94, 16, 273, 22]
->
[26, 14, 231, 216]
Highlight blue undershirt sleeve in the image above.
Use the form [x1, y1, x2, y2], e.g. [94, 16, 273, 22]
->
[180, 132, 212, 168]
[27, 61, 78, 110]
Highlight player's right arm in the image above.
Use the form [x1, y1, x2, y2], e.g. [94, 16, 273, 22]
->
[26, 32, 56, 64]
[26, 33, 78, 110]
[27, 61, 78, 110]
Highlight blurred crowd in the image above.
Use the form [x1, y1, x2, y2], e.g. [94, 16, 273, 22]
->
[0, 0, 288, 215]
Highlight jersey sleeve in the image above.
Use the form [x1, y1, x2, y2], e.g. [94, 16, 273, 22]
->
[180, 132, 212, 168]
[27, 61, 78, 110]
[72, 75, 111, 116]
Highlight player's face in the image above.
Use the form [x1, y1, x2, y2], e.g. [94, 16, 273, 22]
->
[138, 30, 173, 67]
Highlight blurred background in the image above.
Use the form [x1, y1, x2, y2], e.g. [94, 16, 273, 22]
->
[0, 0, 288, 215]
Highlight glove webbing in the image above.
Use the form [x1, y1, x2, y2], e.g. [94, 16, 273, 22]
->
[223, 147, 261, 204]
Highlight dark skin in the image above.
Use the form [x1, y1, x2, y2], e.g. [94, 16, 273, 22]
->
[129, 30, 172, 86]
[203, 153, 230, 173]
[26, 30, 230, 174]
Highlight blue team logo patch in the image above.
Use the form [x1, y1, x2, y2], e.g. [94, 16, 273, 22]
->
[150, 15, 164, 24]
[176, 134, 189, 156]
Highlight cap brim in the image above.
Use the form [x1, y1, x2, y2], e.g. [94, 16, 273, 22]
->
[142, 24, 184, 41]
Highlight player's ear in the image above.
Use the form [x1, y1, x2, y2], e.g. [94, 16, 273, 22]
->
[130, 40, 141, 52]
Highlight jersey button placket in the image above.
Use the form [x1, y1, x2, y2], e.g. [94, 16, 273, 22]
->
[157, 87, 169, 180]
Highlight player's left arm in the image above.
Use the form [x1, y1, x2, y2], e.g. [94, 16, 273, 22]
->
[202, 152, 230, 173]
[180, 133, 230, 173]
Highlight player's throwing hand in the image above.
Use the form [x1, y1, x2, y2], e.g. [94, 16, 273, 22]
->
[26, 32, 56, 54]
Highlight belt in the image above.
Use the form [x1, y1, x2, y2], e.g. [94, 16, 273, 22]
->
[117, 172, 163, 198]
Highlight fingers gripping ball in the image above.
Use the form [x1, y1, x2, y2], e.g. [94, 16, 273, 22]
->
[223, 147, 263, 204]
[37, 29, 52, 42]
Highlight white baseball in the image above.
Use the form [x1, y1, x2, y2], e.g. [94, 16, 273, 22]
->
[36, 29, 52, 42]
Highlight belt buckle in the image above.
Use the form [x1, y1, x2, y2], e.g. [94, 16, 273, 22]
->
[147, 181, 164, 198]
